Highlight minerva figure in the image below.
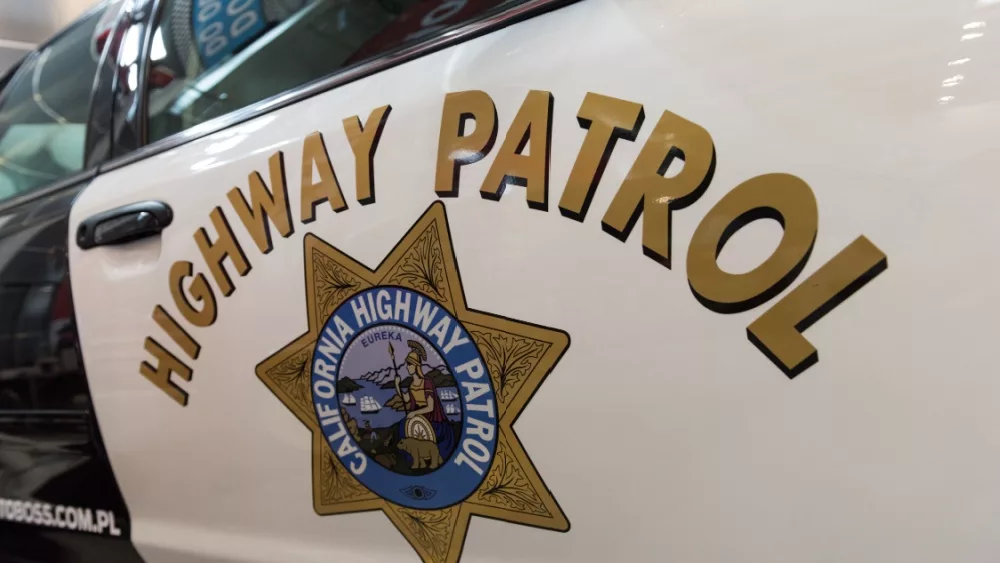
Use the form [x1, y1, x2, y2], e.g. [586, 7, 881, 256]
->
[392, 340, 456, 466]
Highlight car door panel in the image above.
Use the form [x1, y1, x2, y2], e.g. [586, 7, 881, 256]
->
[69, 6, 590, 559]
[67, 0, 1000, 562]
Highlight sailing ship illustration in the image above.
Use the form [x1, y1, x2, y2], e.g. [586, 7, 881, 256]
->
[444, 403, 460, 415]
[360, 396, 382, 414]
[438, 388, 459, 401]
[341, 394, 357, 405]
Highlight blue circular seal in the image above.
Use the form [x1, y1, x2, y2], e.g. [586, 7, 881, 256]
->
[310, 286, 497, 509]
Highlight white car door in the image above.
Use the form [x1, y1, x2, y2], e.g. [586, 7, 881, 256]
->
[66, 0, 1000, 562]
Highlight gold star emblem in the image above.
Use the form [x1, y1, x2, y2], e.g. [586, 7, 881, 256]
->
[256, 201, 569, 562]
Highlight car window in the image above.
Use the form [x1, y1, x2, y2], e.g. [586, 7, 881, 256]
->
[145, 0, 514, 143]
[0, 8, 108, 204]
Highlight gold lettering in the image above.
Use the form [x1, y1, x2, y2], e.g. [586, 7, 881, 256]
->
[480, 90, 553, 210]
[152, 305, 201, 360]
[194, 207, 250, 297]
[139, 337, 193, 406]
[227, 151, 293, 254]
[435, 91, 497, 197]
[602, 110, 716, 267]
[343, 105, 392, 205]
[748, 236, 887, 378]
[559, 93, 644, 220]
[687, 173, 818, 313]
[168, 260, 217, 327]
[300, 131, 347, 223]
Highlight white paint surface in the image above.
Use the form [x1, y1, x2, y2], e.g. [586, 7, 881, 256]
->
[68, 0, 1000, 561]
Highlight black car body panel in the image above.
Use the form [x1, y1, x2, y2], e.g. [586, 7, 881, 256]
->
[0, 180, 142, 562]
[0, 2, 141, 561]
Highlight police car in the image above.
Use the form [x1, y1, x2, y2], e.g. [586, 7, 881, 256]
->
[0, 0, 997, 561]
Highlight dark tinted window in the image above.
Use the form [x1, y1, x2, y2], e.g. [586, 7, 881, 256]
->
[0, 7, 109, 204]
[146, 0, 511, 142]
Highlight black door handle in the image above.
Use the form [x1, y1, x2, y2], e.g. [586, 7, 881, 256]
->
[77, 201, 173, 249]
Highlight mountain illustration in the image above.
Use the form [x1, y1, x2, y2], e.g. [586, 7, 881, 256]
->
[378, 366, 457, 390]
[336, 378, 362, 393]
[356, 367, 398, 386]
[426, 366, 458, 388]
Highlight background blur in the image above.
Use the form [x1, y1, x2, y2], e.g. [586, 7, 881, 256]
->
[0, 0, 99, 73]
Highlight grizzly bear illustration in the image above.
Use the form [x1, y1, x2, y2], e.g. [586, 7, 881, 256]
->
[397, 437, 442, 470]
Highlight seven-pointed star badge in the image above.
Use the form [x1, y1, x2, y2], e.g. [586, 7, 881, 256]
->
[256, 201, 570, 562]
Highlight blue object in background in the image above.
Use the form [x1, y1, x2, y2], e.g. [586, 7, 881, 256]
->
[191, 0, 267, 68]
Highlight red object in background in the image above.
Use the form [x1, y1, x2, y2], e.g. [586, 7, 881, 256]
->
[346, 0, 505, 64]
[92, 4, 128, 62]
[148, 66, 175, 89]
[50, 277, 72, 323]
[94, 28, 112, 55]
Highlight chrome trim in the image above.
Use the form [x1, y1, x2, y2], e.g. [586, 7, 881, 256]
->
[110, 0, 160, 158]
[0, 169, 97, 215]
[99, 0, 578, 174]
[85, 0, 136, 168]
